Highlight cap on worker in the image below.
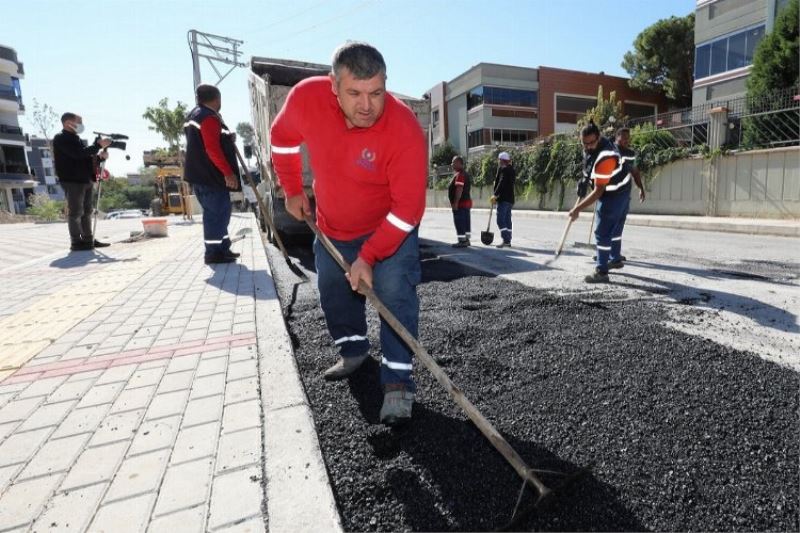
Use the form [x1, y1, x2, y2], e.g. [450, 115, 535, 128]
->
[498, 152, 511, 161]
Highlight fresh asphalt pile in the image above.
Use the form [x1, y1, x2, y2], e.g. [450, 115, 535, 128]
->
[267, 241, 799, 532]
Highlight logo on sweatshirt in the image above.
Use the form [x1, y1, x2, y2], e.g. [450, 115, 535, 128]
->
[357, 148, 376, 172]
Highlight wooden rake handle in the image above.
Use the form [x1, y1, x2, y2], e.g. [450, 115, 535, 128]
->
[234, 146, 291, 259]
[303, 213, 550, 499]
[554, 197, 583, 258]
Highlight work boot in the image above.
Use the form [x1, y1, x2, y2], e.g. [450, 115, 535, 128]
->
[323, 354, 369, 381]
[225, 250, 241, 258]
[380, 384, 415, 426]
[608, 259, 624, 270]
[496, 242, 511, 249]
[70, 241, 93, 251]
[205, 254, 236, 265]
[93, 240, 111, 248]
[584, 269, 610, 283]
[451, 240, 469, 248]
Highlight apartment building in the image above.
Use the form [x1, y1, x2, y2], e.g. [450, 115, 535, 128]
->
[27, 137, 64, 201]
[426, 62, 667, 156]
[693, 0, 792, 105]
[0, 43, 35, 213]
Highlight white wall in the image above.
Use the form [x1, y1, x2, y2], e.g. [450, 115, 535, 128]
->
[427, 146, 800, 219]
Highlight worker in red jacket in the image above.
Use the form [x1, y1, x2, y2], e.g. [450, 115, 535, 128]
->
[270, 42, 427, 426]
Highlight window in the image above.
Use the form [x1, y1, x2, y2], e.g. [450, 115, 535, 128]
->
[556, 95, 597, 124]
[467, 87, 483, 110]
[432, 109, 440, 127]
[694, 24, 766, 79]
[483, 86, 538, 107]
[47, 186, 57, 194]
[467, 128, 535, 148]
[710, 39, 728, 75]
[466, 85, 537, 110]
[624, 102, 657, 121]
[39, 148, 52, 159]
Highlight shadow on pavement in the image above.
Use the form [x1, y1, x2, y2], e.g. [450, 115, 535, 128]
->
[420, 239, 567, 277]
[49, 250, 140, 269]
[203, 262, 278, 301]
[628, 259, 798, 286]
[615, 271, 798, 333]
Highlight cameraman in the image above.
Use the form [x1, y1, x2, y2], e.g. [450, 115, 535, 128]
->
[53, 112, 112, 251]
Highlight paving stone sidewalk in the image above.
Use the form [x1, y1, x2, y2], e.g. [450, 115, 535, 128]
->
[0, 214, 339, 533]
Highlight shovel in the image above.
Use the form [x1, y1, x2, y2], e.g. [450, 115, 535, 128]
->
[480, 203, 495, 245]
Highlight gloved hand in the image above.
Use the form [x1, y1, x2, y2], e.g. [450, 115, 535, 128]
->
[576, 178, 589, 198]
[490, 195, 497, 205]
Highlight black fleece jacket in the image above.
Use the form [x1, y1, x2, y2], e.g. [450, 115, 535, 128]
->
[52, 129, 101, 183]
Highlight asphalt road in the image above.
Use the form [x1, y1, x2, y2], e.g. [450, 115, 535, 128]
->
[264, 219, 799, 532]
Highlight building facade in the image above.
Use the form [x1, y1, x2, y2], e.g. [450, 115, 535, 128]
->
[693, 0, 792, 106]
[426, 63, 667, 157]
[0, 43, 35, 214]
[27, 137, 63, 200]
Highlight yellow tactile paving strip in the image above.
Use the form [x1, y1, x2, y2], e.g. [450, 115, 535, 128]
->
[0, 237, 187, 374]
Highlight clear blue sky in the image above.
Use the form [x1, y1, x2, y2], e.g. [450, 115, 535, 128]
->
[5, 0, 694, 175]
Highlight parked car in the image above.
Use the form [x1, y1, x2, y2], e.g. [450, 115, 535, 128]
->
[105, 210, 144, 220]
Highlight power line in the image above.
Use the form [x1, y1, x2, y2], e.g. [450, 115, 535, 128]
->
[261, 0, 377, 46]
[239, 0, 331, 37]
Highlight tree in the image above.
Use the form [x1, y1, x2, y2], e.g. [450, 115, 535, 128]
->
[622, 13, 695, 106]
[746, 0, 799, 98]
[577, 86, 627, 138]
[236, 122, 255, 146]
[430, 142, 459, 168]
[29, 98, 59, 147]
[142, 98, 188, 155]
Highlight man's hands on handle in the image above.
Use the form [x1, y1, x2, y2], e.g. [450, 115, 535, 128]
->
[346, 257, 373, 293]
[97, 139, 112, 149]
[224, 175, 238, 189]
[285, 192, 312, 220]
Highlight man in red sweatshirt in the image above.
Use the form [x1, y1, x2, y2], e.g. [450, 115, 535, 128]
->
[270, 42, 427, 426]
[183, 84, 242, 264]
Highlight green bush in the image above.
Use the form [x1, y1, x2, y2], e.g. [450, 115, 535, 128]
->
[630, 123, 677, 149]
[430, 142, 460, 169]
[26, 193, 64, 222]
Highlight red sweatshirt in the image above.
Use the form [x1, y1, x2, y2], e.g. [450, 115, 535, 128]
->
[199, 114, 234, 177]
[269, 77, 427, 265]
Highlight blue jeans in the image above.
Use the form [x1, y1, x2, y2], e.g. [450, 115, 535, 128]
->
[595, 191, 630, 272]
[452, 208, 471, 241]
[193, 183, 232, 257]
[496, 201, 513, 243]
[314, 229, 421, 392]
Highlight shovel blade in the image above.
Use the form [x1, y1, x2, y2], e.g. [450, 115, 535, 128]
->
[481, 231, 494, 245]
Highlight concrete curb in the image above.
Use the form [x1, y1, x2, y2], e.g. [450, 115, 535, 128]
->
[251, 218, 342, 533]
[428, 207, 800, 238]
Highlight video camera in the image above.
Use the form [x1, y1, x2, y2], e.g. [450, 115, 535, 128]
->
[93, 131, 129, 151]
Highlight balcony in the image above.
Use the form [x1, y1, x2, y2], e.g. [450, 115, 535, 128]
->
[0, 124, 25, 143]
[0, 85, 22, 113]
[0, 45, 24, 77]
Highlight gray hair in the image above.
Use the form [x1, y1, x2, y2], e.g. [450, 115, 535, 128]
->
[331, 41, 386, 80]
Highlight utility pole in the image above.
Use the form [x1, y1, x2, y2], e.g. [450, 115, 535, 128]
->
[187, 29, 246, 89]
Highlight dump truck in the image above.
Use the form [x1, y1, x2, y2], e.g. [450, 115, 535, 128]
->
[248, 57, 326, 243]
[247, 56, 430, 243]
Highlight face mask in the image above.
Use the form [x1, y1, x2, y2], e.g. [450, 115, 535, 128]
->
[72, 123, 85, 134]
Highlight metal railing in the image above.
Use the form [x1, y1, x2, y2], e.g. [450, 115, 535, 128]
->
[626, 87, 799, 151]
